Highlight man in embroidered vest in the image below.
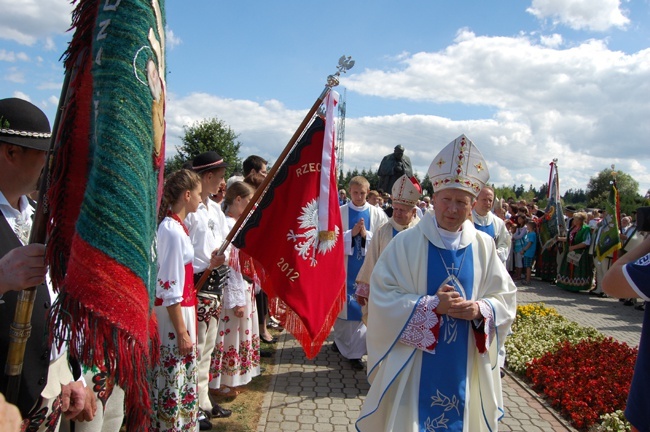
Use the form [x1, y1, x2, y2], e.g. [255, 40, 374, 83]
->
[357, 135, 517, 432]
[355, 174, 420, 324]
[0, 98, 88, 431]
[186, 151, 232, 428]
[333, 176, 388, 371]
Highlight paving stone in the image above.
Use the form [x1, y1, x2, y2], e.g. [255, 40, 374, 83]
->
[330, 416, 351, 425]
[265, 413, 284, 422]
[284, 396, 302, 404]
[297, 401, 317, 410]
[329, 403, 349, 412]
[282, 407, 301, 416]
[280, 422, 301, 431]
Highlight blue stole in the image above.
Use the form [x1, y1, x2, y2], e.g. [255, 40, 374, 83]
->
[392, 226, 399, 238]
[346, 207, 370, 321]
[474, 222, 495, 239]
[418, 242, 474, 431]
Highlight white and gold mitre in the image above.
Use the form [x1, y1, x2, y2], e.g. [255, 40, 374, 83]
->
[391, 174, 420, 207]
[427, 134, 489, 197]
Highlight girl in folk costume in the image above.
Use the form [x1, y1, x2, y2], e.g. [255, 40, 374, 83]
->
[209, 181, 261, 394]
[151, 169, 202, 431]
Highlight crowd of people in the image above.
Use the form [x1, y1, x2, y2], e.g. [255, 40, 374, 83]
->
[1, 97, 648, 432]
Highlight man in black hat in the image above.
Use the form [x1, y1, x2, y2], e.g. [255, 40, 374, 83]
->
[185, 151, 232, 428]
[377, 145, 413, 193]
[0, 98, 88, 429]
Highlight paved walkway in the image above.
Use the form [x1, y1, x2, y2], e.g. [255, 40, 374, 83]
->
[257, 278, 644, 431]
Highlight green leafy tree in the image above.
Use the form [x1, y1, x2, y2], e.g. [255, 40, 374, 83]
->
[165, 118, 242, 176]
[515, 184, 525, 198]
[537, 183, 549, 201]
[562, 188, 587, 209]
[492, 185, 516, 202]
[586, 168, 641, 214]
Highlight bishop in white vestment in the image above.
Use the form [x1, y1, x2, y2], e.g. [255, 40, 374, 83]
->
[357, 135, 516, 432]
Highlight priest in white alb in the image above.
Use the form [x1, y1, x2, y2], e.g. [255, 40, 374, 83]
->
[356, 135, 517, 432]
[333, 175, 388, 370]
[472, 186, 511, 264]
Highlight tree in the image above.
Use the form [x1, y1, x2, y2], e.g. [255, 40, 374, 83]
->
[492, 185, 516, 202]
[586, 168, 641, 214]
[420, 174, 433, 198]
[563, 188, 587, 207]
[514, 184, 525, 197]
[165, 117, 242, 176]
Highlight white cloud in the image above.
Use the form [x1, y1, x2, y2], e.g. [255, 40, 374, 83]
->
[540, 33, 563, 48]
[164, 31, 650, 195]
[5, 67, 25, 83]
[12, 91, 30, 101]
[0, 50, 29, 62]
[43, 37, 56, 52]
[342, 32, 650, 175]
[166, 92, 304, 163]
[165, 26, 182, 49]
[47, 95, 59, 108]
[527, 0, 630, 31]
[0, 0, 73, 45]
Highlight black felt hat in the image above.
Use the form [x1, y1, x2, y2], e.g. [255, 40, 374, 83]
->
[0, 98, 51, 151]
[191, 151, 229, 174]
[564, 205, 577, 213]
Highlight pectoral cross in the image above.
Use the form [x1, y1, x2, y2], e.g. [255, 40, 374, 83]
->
[445, 262, 459, 275]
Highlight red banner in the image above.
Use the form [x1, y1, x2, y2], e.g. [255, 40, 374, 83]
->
[233, 115, 345, 358]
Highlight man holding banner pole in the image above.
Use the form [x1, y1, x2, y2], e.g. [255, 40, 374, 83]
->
[0, 97, 89, 430]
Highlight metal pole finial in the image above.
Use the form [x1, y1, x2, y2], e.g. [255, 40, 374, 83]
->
[326, 55, 355, 88]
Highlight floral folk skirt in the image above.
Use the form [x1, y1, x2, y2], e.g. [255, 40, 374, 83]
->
[150, 305, 198, 431]
[209, 299, 261, 389]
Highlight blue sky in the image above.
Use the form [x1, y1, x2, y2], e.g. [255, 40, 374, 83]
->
[2, 0, 649, 196]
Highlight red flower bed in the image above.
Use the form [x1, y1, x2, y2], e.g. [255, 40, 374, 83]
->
[526, 337, 637, 430]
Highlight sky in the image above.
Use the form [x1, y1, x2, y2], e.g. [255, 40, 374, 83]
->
[1, 0, 649, 196]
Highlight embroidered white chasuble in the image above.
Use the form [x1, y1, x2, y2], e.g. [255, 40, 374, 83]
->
[356, 215, 516, 432]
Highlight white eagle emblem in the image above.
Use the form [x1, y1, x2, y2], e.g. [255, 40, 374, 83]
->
[287, 198, 339, 266]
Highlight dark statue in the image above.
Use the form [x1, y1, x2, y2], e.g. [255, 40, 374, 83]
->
[377, 145, 413, 193]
